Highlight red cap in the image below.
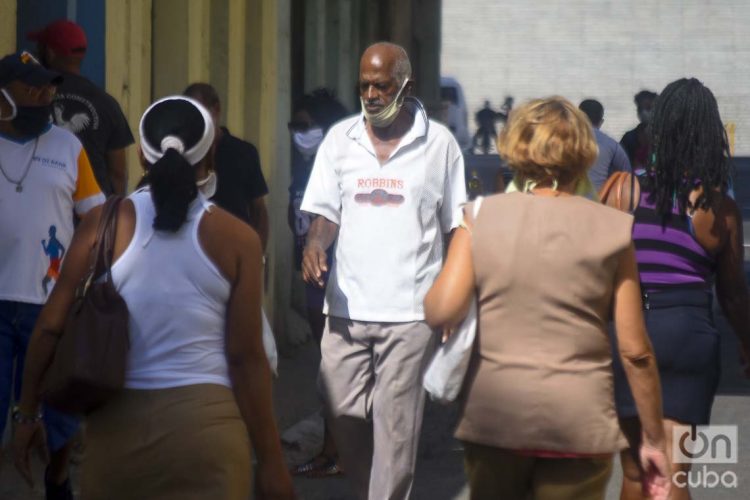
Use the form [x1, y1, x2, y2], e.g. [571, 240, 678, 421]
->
[27, 20, 87, 57]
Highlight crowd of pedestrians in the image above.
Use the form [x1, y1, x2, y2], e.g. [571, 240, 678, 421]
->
[0, 17, 748, 500]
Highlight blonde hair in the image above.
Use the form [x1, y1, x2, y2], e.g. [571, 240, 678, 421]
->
[497, 96, 598, 188]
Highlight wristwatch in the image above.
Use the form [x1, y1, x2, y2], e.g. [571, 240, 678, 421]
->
[11, 405, 43, 425]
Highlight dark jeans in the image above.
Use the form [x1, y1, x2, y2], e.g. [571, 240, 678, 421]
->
[0, 300, 79, 451]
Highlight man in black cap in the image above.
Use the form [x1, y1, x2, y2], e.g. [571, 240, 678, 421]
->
[29, 19, 134, 196]
[0, 51, 104, 500]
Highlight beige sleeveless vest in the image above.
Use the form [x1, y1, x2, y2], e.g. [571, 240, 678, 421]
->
[455, 192, 633, 454]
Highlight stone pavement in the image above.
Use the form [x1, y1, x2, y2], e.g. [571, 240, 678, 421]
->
[2, 302, 748, 499]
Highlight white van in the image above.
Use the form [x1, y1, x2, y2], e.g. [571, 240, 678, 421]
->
[440, 76, 471, 151]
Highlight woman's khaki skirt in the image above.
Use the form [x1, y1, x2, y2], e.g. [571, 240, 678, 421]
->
[81, 384, 251, 500]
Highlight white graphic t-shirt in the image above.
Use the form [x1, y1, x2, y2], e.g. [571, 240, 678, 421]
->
[0, 125, 105, 304]
[301, 99, 467, 322]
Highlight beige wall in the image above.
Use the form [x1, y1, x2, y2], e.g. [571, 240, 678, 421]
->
[106, 0, 152, 190]
[0, 0, 17, 54]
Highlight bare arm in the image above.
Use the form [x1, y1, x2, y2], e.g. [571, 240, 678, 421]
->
[225, 228, 293, 497]
[301, 215, 339, 288]
[249, 196, 270, 253]
[17, 207, 101, 415]
[714, 199, 750, 363]
[613, 243, 665, 446]
[424, 226, 474, 329]
[106, 148, 128, 196]
[13, 206, 102, 485]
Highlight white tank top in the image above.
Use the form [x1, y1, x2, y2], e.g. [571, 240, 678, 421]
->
[112, 189, 231, 389]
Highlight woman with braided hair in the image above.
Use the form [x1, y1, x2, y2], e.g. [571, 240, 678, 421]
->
[613, 78, 750, 499]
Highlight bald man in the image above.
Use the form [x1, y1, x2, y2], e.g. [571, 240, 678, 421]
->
[301, 42, 466, 499]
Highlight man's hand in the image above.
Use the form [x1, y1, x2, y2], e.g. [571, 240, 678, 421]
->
[13, 420, 49, 487]
[639, 440, 671, 500]
[256, 460, 296, 499]
[302, 244, 328, 288]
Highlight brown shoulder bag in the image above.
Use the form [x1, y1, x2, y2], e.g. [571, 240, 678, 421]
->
[41, 196, 130, 415]
[598, 171, 640, 213]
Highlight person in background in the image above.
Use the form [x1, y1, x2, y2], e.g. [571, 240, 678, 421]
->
[612, 78, 750, 500]
[184, 83, 270, 251]
[288, 88, 348, 477]
[472, 100, 497, 154]
[579, 98, 631, 191]
[425, 96, 670, 500]
[302, 42, 466, 499]
[0, 51, 105, 500]
[29, 19, 134, 196]
[620, 90, 657, 170]
[13, 96, 293, 499]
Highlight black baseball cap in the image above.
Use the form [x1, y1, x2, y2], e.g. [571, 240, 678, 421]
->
[0, 51, 63, 87]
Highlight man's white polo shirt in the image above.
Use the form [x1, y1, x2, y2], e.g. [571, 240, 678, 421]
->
[301, 99, 466, 322]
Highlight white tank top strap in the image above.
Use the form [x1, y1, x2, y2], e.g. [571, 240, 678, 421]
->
[111, 188, 231, 390]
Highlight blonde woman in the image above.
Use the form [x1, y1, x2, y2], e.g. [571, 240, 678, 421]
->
[425, 97, 670, 500]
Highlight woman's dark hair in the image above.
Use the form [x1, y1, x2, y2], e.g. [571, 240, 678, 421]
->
[293, 88, 348, 132]
[645, 78, 731, 218]
[141, 99, 207, 232]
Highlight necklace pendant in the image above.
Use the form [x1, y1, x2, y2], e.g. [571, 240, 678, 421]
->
[16, 184, 22, 193]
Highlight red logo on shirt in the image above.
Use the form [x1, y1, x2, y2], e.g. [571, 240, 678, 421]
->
[355, 189, 404, 206]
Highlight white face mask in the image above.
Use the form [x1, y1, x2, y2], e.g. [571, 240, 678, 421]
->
[196, 171, 217, 198]
[293, 127, 324, 158]
[360, 78, 409, 128]
[0, 88, 18, 120]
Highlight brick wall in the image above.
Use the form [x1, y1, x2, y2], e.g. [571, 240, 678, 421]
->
[442, 0, 750, 155]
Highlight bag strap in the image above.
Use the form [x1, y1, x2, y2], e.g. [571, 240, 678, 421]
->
[473, 195, 484, 218]
[90, 196, 123, 284]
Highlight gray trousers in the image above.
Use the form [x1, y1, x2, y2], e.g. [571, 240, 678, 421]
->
[318, 316, 438, 500]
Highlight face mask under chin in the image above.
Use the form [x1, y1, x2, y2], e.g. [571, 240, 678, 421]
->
[196, 171, 217, 198]
[361, 79, 409, 128]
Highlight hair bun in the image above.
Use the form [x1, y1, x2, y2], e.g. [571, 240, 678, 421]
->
[160, 135, 185, 154]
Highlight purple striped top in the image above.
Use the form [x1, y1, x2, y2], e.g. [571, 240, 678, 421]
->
[632, 185, 715, 292]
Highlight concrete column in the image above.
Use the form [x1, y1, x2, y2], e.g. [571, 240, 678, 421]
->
[243, 0, 299, 346]
[413, 0, 441, 112]
[336, 0, 355, 104]
[0, 0, 17, 54]
[151, 0, 190, 98]
[187, 0, 211, 83]
[106, 0, 152, 190]
[208, 0, 229, 115]
[225, 0, 246, 137]
[304, 0, 327, 91]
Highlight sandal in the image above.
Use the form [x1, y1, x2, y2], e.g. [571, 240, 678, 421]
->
[291, 454, 343, 477]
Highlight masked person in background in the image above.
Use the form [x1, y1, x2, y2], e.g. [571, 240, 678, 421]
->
[0, 51, 105, 500]
[184, 83, 270, 252]
[620, 90, 657, 170]
[287, 89, 348, 477]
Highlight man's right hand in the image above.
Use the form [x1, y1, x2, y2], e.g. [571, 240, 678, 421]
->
[302, 244, 328, 288]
